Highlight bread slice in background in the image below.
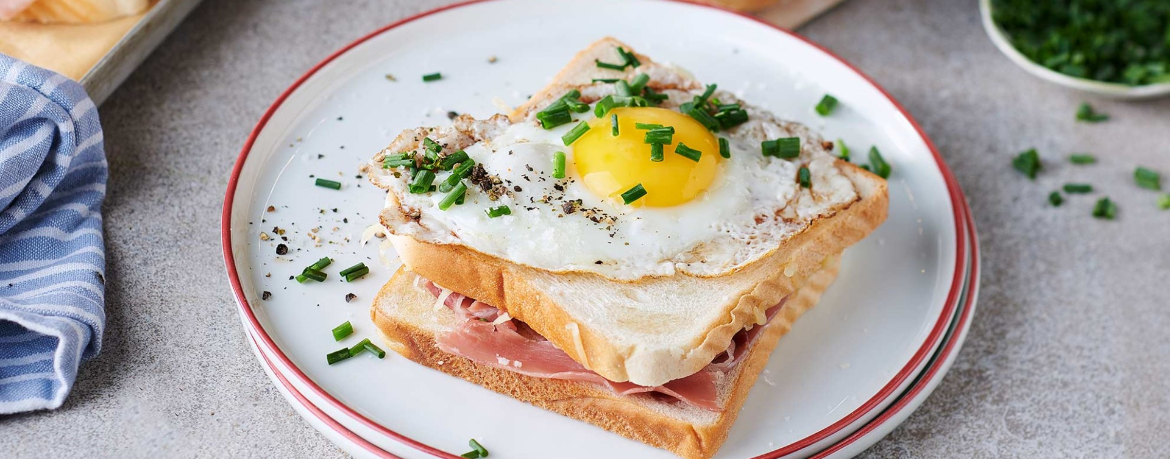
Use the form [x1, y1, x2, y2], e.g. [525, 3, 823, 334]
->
[3, 0, 150, 23]
[371, 37, 888, 387]
[373, 257, 840, 459]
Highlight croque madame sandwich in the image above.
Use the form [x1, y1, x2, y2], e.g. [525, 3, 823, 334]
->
[362, 38, 888, 459]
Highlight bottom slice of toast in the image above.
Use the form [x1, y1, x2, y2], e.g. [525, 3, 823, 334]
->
[371, 257, 841, 459]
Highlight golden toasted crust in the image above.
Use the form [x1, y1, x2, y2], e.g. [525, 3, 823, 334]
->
[372, 259, 840, 459]
[7, 0, 150, 23]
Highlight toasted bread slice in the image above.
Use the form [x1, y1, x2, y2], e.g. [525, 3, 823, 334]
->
[373, 258, 840, 459]
[366, 38, 888, 387]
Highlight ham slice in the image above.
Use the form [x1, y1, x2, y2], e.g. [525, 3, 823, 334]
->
[421, 278, 785, 412]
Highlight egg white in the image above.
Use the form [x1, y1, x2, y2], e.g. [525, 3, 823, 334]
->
[378, 93, 858, 280]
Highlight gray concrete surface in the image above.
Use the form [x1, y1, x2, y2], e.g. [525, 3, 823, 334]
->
[2, 0, 1168, 457]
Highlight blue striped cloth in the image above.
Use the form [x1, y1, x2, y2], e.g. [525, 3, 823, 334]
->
[0, 56, 107, 414]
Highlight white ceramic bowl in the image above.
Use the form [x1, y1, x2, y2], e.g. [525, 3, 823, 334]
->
[979, 0, 1170, 100]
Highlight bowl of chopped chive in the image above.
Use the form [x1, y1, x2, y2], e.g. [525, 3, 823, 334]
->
[979, 0, 1170, 99]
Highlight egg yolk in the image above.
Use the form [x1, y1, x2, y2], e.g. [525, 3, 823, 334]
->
[573, 107, 719, 207]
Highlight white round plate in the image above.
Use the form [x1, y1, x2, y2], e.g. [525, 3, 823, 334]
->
[978, 0, 1170, 100]
[244, 197, 980, 459]
[222, 1, 970, 458]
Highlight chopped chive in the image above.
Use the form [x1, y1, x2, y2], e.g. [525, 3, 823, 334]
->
[438, 150, 469, 170]
[536, 106, 572, 129]
[798, 166, 811, 188]
[332, 321, 353, 341]
[423, 137, 442, 154]
[408, 169, 436, 194]
[301, 268, 327, 282]
[348, 338, 373, 357]
[1063, 183, 1093, 193]
[1075, 103, 1108, 122]
[1012, 148, 1041, 179]
[836, 139, 851, 162]
[650, 143, 664, 162]
[815, 94, 839, 116]
[595, 59, 626, 70]
[1049, 191, 1064, 207]
[344, 266, 370, 282]
[686, 106, 720, 132]
[446, 160, 476, 188]
[674, 142, 702, 162]
[1092, 197, 1116, 219]
[422, 72, 442, 82]
[315, 178, 341, 190]
[868, 146, 891, 179]
[620, 184, 647, 204]
[762, 137, 801, 159]
[714, 108, 749, 129]
[696, 84, 717, 106]
[363, 340, 386, 359]
[383, 153, 414, 169]
[611, 114, 619, 136]
[438, 182, 467, 210]
[562, 122, 590, 145]
[485, 205, 511, 218]
[1069, 154, 1097, 164]
[642, 86, 668, 104]
[557, 89, 588, 113]
[615, 80, 633, 97]
[629, 73, 650, 93]
[593, 95, 616, 117]
[1158, 194, 1170, 210]
[339, 262, 367, 277]
[591, 78, 619, 83]
[308, 257, 332, 271]
[553, 151, 566, 178]
[1135, 167, 1162, 190]
[643, 127, 674, 145]
[617, 46, 640, 68]
[327, 348, 352, 365]
[634, 123, 664, 130]
[718, 137, 730, 158]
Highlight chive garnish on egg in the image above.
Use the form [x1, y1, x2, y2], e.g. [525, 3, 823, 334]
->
[486, 206, 511, 218]
[1063, 183, 1093, 194]
[409, 169, 436, 194]
[643, 127, 674, 145]
[421, 72, 442, 82]
[799, 166, 811, 188]
[553, 151, 566, 178]
[611, 114, 619, 136]
[719, 137, 730, 159]
[562, 122, 591, 145]
[650, 143, 664, 162]
[438, 182, 467, 210]
[1049, 191, 1064, 207]
[621, 184, 647, 204]
[1069, 154, 1096, 164]
[674, 142, 702, 162]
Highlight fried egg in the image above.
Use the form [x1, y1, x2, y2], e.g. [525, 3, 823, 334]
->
[367, 80, 859, 280]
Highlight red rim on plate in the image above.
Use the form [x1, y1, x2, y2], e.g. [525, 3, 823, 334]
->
[808, 196, 980, 459]
[220, 1, 971, 458]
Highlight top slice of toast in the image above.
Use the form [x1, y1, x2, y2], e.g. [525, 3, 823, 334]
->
[368, 38, 888, 387]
